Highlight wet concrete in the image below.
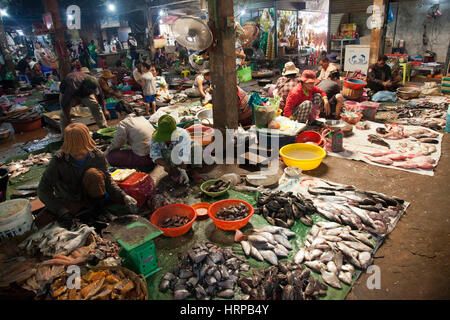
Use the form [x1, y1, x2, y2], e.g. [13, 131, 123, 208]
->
[0, 118, 448, 299]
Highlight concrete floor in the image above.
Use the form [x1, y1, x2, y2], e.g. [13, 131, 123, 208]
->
[1, 119, 449, 299]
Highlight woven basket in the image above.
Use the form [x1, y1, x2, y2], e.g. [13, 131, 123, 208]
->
[343, 86, 364, 99]
[397, 87, 420, 99]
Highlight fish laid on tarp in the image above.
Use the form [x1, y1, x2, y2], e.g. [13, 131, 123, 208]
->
[367, 134, 390, 149]
[237, 262, 327, 300]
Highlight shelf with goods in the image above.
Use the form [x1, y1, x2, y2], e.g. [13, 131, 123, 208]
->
[330, 38, 357, 69]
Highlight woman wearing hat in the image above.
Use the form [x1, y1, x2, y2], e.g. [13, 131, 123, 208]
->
[99, 69, 123, 99]
[150, 115, 204, 184]
[36, 123, 138, 229]
[284, 70, 329, 123]
[273, 62, 301, 111]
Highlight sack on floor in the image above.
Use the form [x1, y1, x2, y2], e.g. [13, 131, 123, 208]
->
[420, 82, 442, 96]
[371, 90, 397, 102]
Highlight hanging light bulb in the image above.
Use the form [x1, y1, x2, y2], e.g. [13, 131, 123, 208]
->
[108, 3, 116, 12]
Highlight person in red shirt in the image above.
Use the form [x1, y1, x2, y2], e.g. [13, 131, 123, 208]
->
[284, 70, 330, 123]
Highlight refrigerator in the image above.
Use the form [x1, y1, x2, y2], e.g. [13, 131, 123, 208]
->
[344, 45, 371, 74]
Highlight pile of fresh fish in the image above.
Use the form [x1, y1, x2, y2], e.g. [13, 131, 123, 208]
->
[375, 123, 408, 140]
[234, 226, 295, 266]
[294, 222, 374, 289]
[159, 215, 191, 228]
[37, 268, 147, 300]
[159, 243, 248, 300]
[1, 152, 52, 179]
[216, 204, 249, 221]
[305, 179, 405, 236]
[255, 191, 317, 228]
[395, 100, 448, 130]
[361, 150, 436, 169]
[205, 180, 230, 193]
[237, 262, 328, 300]
[20, 265, 65, 293]
[19, 223, 95, 257]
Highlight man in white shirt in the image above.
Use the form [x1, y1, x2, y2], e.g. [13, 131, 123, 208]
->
[105, 113, 155, 167]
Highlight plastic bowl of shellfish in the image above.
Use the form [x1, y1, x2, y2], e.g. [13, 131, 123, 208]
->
[150, 203, 197, 237]
[208, 199, 254, 231]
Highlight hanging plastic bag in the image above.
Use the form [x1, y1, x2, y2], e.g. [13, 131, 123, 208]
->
[237, 66, 252, 83]
[387, 5, 394, 23]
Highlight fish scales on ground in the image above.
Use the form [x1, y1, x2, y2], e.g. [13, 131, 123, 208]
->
[255, 191, 317, 228]
[160, 243, 246, 300]
[237, 262, 327, 300]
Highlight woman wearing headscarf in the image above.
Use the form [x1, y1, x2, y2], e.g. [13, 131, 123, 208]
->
[36, 123, 138, 229]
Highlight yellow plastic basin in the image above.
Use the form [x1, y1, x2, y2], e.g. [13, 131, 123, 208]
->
[279, 143, 327, 171]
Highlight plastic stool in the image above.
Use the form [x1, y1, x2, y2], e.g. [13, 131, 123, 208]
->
[181, 70, 191, 78]
[99, 59, 107, 69]
[18, 74, 30, 84]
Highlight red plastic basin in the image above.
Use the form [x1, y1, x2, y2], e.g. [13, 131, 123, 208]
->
[150, 203, 197, 237]
[11, 117, 42, 133]
[208, 199, 254, 231]
[186, 125, 214, 146]
[344, 78, 367, 90]
[296, 131, 324, 146]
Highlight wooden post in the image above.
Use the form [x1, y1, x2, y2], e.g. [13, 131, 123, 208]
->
[145, 0, 154, 53]
[208, 0, 238, 131]
[45, 0, 71, 79]
[369, 0, 389, 65]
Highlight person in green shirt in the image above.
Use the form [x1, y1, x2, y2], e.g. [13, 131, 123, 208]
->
[88, 40, 98, 68]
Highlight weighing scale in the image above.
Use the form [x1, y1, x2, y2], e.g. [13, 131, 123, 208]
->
[112, 216, 163, 278]
[318, 119, 346, 153]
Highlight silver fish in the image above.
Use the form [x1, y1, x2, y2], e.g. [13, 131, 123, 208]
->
[259, 250, 278, 265]
[334, 251, 344, 271]
[343, 241, 372, 252]
[250, 245, 264, 261]
[336, 242, 359, 259]
[253, 226, 282, 234]
[251, 241, 275, 251]
[322, 228, 343, 236]
[310, 237, 327, 249]
[341, 264, 355, 274]
[304, 261, 325, 273]
[255, 232, 278, 245]
[248, 234, 270, 245]
[320, 269, 342, 289]
[339, 232, 359, 242]
[322, 235, 342, 242]
[327, 261, 338, 274]
[294, 248, 305, 264]
[274, 244, 289, 258]
[304, 248, 313, 261]
[349, 230, 374, 248]
[338, 271, 353, 285]
[279, 228, 296, 238]
[241, 241, 251, 256]
[319, 251, 335, 263]
[350, 206, 377, 228]
[273, 234, 293, 250]
[316, 221, 342, 229]
[359, 251, 372, 269]
[310, 225, 320, 237]
[310, 249, 323, 260]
